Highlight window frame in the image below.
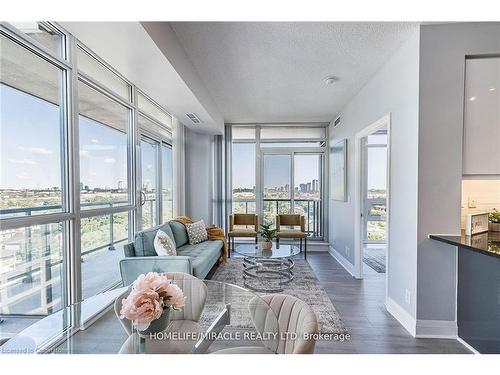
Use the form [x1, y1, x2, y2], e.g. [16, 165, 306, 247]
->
[226, 124, 329, 240]
[0, 21, 176, 326]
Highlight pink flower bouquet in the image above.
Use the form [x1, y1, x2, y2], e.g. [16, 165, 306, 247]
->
[120, 272, 186, 331]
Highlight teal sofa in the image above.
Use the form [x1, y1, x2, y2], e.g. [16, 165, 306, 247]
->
[120, 221, 223, 285]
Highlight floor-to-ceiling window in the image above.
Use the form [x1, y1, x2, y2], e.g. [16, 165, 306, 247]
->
[138, 92, 174, 229]
[0, 22, 175, 336]
[231, 127, 256, 214]
[76, 46, 135, 299]
[228, 125, 327, 239]
[362, 131, 387, 243]
[1, 24, 68, 322]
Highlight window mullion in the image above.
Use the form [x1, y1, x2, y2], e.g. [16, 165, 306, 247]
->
[66, 34, 82, 306]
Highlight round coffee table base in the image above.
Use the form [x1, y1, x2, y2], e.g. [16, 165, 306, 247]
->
[242, 257, 295, 293]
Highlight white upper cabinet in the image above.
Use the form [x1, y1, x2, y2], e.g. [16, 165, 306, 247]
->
[463, 57, 500, 175]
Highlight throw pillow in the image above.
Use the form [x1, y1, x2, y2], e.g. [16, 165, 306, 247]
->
[186, 220, 208, 245]
[153, 230, 177, 256]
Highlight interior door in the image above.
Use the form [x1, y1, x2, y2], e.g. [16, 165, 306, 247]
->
[140, 136, 160, 230]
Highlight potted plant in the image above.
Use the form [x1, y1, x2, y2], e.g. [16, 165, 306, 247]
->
[489, 209, 500, 232]
[120, 272, 185, 336]
[258, 223, 277, 251]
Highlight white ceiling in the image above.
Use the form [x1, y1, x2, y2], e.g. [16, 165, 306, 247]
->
[170, 22, 419, 124]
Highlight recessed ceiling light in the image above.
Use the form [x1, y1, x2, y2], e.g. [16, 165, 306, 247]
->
[489, 87, 496, 92]
[324, 76, 339, 85]
[469, 96, 477, 101]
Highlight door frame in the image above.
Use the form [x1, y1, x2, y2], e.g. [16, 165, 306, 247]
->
[353, 113, 391, 286]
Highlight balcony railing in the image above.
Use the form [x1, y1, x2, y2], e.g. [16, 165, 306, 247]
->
[232, 198, 322, 237]
[0, 200, 133, 318]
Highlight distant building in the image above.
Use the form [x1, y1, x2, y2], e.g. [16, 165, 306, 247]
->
[307, 182, 311, 192]
[312, 179, 318, 192]
[299, 183, 307, 192]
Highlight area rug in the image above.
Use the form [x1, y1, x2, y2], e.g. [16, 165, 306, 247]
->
[363, 248, 386, 273]
[208, 259, 348, 334]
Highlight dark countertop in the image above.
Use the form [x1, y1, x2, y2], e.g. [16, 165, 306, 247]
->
[429, 231, 500, 259]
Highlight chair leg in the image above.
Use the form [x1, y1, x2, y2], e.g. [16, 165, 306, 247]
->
[300, 238, 303, 252]
[255, 236, 258, 244]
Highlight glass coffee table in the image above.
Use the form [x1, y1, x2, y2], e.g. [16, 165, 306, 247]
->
[235, 242, 300, 293]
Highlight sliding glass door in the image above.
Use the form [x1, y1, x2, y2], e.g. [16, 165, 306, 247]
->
[139, 136, 173, 230]
[260, 150, 323, 237]
[262, 153, 292, 226]
[140, 137, 159, 230]
[294, 154, 322, 237]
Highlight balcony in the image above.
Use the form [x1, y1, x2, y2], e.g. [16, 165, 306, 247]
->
[232, 198, 322, 238]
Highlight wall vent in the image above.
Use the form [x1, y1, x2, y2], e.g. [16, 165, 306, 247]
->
[186, 113, 202, 124]
[334, 116, 341, 127]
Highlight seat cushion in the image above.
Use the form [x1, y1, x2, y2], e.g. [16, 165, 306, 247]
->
[169, 221, 189, 247]
[228, 229, 257, 237]
[135, 222, 176, 257]
[212, 346, 275, 354]
[177, 240, 223, 278]
[277, 230, 307, 239]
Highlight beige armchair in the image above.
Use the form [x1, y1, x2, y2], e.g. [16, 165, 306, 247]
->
[276, 214, 307, 259]
[228, 214, 258, 256]
[213, 294, 319, 354]
[115, 272, 207, 354]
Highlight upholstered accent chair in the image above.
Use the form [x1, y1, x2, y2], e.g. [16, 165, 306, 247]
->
[228, 214, 258, 256]
[276, 214, 308, 259]
[213, 294, 319, 354]
[115, 272, 207, 354]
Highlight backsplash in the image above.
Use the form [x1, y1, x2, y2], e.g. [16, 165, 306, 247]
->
[461, 179, 500, 229]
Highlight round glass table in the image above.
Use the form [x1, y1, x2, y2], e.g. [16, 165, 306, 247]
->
[0, 280, 280, 354]
[235, 242, 300, 293]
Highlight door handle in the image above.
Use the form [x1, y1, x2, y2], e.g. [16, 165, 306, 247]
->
[140, 191, 146, 206]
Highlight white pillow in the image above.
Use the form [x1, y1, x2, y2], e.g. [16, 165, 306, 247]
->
[186, 220, 208, 245]
[153, 230, 177, 256]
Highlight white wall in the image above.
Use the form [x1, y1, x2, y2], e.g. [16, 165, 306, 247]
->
[417, 23, 500, 322]
[184, 127, 214, 224]
[141, 22, 224, 135]
[329, 30, 420, 318]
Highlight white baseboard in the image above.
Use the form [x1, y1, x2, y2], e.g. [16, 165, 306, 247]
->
[328, 245, 357, 278]
[457, 337, 480, 354]
[415, 319, 458, 339]
[386, 297, 416, 337]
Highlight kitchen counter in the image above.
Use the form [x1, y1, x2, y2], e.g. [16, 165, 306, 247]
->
[429, 231, 500, 259]
[429, 230, 500, 354]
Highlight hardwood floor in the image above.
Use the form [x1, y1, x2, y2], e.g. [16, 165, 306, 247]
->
[306, 251, 470, 354]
